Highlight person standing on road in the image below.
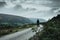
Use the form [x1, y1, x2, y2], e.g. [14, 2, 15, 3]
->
[32, 19, 40, 32]
[37, 19, 40, 27]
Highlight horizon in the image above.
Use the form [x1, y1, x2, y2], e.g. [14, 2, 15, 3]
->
[0, 0, 60, 21]
[0, 0, 60, 40]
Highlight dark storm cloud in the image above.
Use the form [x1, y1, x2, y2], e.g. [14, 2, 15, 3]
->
[50, 0, 60, 2]
[43, 0, 60, 13]
[13, 5, 22, 10]
[0, 0, 59, 20]
[42, 0, 60, 8]
[0, 2, 6, 8]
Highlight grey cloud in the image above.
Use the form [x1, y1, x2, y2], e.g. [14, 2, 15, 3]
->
[13, 5, 22, 10]
[26, 8, 36, 11]
[0, 2, 6, 8]
[0, 0, 60, 20]
[50, 0, 60, 2]
[43, 0, 60, 14]
[40, 0, 60, 8]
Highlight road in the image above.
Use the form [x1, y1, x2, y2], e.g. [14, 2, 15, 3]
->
[0, 25, 43, 40]
[0, 28, 36, 40]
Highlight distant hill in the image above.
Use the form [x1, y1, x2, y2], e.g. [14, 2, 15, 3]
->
[0, 14, 32, 25]
[29, 18, 46, 23]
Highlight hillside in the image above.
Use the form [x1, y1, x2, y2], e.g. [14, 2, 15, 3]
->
[0, 14, 32, 25]
[41, 14, 60, 40]
[29, 14, 60, 40]
[0, 14, 33, 37]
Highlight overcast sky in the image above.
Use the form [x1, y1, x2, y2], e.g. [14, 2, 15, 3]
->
[0, 0, 60, 20]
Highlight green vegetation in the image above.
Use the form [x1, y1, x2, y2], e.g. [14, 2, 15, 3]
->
[0, 23, 34, 37]
[29, 15, 60, 40]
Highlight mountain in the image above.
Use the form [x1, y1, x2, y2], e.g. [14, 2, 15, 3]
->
[29, 18, 46, 23]
[0, 14, 32, 25]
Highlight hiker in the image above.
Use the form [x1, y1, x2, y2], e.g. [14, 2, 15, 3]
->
[37, 19, 40, 27]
